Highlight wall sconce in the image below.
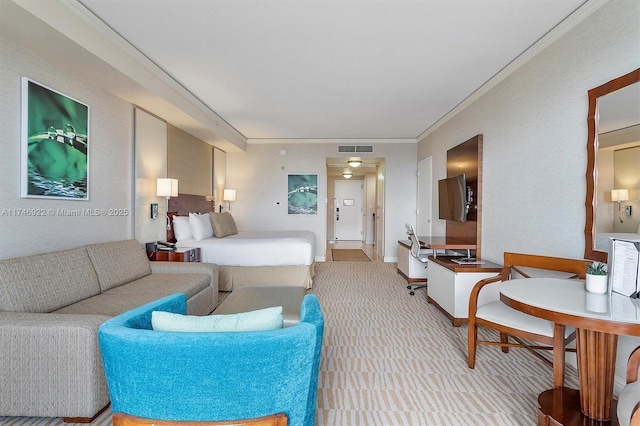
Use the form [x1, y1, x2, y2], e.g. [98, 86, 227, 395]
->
[611, 188, 629, 210]
[342, 170, 353, 179]
[347, 159, 362, 167]
[223, 189, 236, 211]
[157, 178, 179, 199]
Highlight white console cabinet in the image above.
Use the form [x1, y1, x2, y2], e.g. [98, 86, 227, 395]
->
[397, 240, 428, 282]
[427, 256, 502, 326]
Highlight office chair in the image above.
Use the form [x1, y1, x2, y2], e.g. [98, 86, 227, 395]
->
[405, 225, 431, 295]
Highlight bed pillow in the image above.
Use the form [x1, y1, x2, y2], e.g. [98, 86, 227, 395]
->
[189, 212, 214, 241]
[172, 216, 193, 241]
[210, 212, 238, 238]
[151, 306, 283, 332]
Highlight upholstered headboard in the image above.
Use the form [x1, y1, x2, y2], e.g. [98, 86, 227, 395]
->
[166, 194, 213, 242]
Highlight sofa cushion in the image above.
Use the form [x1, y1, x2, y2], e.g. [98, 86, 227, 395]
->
[0, 247, 101, 313]
[53, 273, 212, 316]
[104, 273, 211, 299]
[53, 293, 178, 317]
[86, 239, 152, 292]
[151, 306, 284, 332]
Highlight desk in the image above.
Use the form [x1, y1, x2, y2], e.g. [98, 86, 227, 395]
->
[500, 278, 640, 424]
[397, 240, 429, 283]
[428, 256, 502, 326]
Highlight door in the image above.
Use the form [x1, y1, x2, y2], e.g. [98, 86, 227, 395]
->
[334, 180, 363, 241]
[376, 160, 385, 259]
[417, 157, 433, 237]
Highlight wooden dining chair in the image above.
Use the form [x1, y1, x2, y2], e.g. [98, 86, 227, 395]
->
[113, 412, 288, 426]
[467, 252, 590, 388]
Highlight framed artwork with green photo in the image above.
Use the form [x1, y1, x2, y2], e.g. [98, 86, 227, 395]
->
[287, 174, 318, 215]
[21, 78, 89, 199]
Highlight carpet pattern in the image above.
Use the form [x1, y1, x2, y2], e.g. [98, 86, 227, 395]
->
[331, 249, 371, 262]
[308, 261, 579, 425]
[0, 261, 578, 426]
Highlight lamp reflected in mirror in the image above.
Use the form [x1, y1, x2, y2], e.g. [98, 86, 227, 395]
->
[611, 189, 629, 209]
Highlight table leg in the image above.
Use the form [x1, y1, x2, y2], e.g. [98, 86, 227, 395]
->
[575, 328, 618, 421]
[537, 388, 619, 426]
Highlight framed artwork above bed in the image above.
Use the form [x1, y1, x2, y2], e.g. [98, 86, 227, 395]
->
[288, 174, 318, 215]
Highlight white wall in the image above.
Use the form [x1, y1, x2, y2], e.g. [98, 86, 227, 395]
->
[0, 35, 134, 259]
[417, 0, 639, 396]
[135, 108, 168, 244]
[226, 142, 416, 261]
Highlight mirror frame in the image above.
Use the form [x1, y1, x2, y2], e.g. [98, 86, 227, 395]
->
[584, 68, 640, 262]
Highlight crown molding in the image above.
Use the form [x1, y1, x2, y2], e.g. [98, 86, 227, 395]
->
[416, 0, 610, 142]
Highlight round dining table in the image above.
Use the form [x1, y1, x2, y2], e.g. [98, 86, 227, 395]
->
[500, 278, 640, 425]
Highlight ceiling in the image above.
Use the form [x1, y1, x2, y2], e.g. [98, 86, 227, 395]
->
[72, 0, 589, 142]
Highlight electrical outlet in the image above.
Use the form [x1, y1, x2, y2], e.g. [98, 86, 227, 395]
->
[624, 205, 632, 216]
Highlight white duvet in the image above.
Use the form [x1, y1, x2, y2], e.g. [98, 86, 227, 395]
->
[595, 232, 640, 251]
[175, 230, 316, 267]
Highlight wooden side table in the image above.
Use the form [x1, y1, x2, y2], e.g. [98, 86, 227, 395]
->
[147, 247, 201, 263]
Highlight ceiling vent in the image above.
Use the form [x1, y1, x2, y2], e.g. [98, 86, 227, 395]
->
[337, 145, 374, 153]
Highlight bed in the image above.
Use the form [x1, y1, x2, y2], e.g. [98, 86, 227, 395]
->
[166, 194, 316, 291]
[595, 231, 640, 251]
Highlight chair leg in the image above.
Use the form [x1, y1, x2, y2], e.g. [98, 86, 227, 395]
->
[552, 324, 565, 388]
[500, 333, 510, 353]
[468, 320, 478, 369]
[408, 282, 427, 296]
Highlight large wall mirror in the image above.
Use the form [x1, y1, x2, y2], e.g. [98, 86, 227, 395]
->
[584, 68, 640, 262]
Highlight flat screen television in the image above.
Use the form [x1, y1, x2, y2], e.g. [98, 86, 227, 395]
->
[438, 174, 468, 222]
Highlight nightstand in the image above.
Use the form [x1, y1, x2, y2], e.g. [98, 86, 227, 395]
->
[147, 247, 201, 262]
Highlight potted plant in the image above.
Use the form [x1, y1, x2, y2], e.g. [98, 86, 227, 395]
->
[585, 262, 608, 294]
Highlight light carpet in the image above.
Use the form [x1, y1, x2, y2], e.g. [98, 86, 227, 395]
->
[332, 249, 371, 262]
[0, 261, 578, 426]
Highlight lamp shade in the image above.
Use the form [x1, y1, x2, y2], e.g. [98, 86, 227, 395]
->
[611, 189, 629, 202]
[347, 159, 362, 167]
[223, 189, 236, 202]
[157, 178, 178, 198]
[342, 170, 353, 179]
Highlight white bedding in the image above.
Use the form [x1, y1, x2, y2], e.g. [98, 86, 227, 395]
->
[175, 230, 316, 267]
[595, 233, 640, 251]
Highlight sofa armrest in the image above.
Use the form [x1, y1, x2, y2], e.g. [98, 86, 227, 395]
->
[150, 261, 218, 292]
[0, 312, 111, 417]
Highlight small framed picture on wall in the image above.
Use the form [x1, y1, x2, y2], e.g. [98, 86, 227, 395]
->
[287, 174, 318, 215]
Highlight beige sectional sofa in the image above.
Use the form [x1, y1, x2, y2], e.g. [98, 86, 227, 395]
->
[0, 239, 218, 421]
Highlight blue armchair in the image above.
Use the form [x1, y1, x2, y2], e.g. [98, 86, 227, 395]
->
[98, 293, 324, 426]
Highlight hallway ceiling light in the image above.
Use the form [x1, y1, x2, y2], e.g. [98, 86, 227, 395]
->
[342, 170, 353, 179]
[347, 159, 362, 167]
